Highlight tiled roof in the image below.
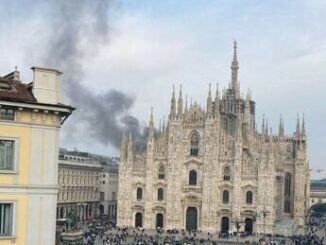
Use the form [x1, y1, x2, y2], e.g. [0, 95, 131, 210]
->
[0, 77, 37, 103]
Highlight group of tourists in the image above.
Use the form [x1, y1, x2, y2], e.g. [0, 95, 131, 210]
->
[290, 217, 325, 245]
[82, 224, 269, 245]
[79, 217, 326, 245]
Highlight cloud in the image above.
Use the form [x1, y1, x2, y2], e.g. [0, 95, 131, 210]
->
[0, 0, 325, 178]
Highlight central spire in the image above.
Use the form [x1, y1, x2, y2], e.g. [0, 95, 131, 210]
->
[231, 40, 239, 94]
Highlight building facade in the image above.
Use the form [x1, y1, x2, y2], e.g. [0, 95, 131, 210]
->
[117, 43, 310, 235]
[310, 180, 326, 206]
[56, 151, 102, 221]
[0, 67, 73, 245]
[99, 162, 119, 222]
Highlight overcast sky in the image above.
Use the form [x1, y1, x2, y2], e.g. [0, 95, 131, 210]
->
[0, 0, 325, 178]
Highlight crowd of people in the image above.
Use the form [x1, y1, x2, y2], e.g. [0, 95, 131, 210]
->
[81, 223, 279, 245]
[78, 216, 326, 245]
[290, 216, 325, 245]
[83, 226, 253, 245]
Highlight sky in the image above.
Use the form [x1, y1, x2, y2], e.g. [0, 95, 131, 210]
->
[0, 0, 325, 178]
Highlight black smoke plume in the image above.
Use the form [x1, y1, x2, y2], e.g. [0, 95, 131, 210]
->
[41, 0, 148, 152]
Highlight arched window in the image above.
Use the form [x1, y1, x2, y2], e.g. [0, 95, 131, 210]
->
[190, 133, 199, 156]
[158, 165, 165, 179]
[284, 173, 292, 213]
[135, 212, 143, 227]
[189, 170, 197, 185]
[246, 191, 253, 204]
[223, 166, 231, 181]
[156, 213, 164, 228]
[136, 187, 143, 201]
[223, 190, 229, 204]
[157, 188, 164, 200]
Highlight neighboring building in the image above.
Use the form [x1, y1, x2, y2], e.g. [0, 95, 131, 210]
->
[117, 42, 310, 236]
[310, 180, 326, 206]
[99, 162, 119, 222]
[57, 150, 102, 221]
[0, 67, 73, 245]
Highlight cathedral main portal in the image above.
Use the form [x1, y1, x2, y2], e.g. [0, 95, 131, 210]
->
[186, 207, 198, 231]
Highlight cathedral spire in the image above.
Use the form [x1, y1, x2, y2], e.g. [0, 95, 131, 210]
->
[296, 113, 301, 138]
[207, 83, 212, 117]
[162, 116, 165, 134]
[184, 95, 188, 113]
[262, 114, 265, 135]
[231, 40, 239, 95]
[279, 114, 284, 138]
[127, 131, 133, 159]
[149, 107, 154, 137]
[177, 84, 183, 117]
[147, 107, 155, 152]
[128, 131, 133, 144]
[302, 113, 306, 137]
[170, 85, 176, 119]
[120, 130, 127, 160]
[214, 83, 220, 116]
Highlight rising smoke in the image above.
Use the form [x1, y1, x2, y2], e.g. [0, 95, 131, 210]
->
[41, 0, 148, 152]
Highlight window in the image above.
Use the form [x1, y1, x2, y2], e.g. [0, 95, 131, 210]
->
[223, 166, 231, 181]
[246, 191, 253, 204]
[0, 140, 15, 170]
[158, 165, 165, 180]
[284, 173, 292, 213]
[0, 108, 14, 121]
[100, 192, 105, 202]
[223, 190, 229, 204]
[189, 170, 197, 185]
[136, 188, 143, 201]
[157, 188, 164, 201]
[190, 133, 199, 156]
[0, 81, 12, 90]
[112, 192, 116, 201]
[0, 203, 13, 236]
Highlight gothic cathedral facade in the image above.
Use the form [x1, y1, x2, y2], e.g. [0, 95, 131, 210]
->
[117, 42, 310, 235]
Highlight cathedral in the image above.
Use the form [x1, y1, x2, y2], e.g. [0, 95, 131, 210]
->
[117, 42, 310, 235]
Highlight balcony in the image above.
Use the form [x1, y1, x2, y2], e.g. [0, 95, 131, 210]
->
[183, 185, 202, 193]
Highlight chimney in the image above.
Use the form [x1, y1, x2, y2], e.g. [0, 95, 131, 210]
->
[31, 66, 62, 104]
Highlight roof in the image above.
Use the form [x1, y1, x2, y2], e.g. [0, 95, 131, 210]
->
[311, 182, 326, 190]
[0, 77, 37, 103]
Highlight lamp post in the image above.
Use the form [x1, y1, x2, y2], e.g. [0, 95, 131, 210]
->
[231, 218, 245, 244]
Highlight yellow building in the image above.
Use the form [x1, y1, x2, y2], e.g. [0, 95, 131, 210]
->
[0, 67, 74, 245]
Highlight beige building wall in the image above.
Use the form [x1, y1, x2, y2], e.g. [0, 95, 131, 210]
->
[0, 67, 73, 245]
[99, 163, 118, 221]
[57, 155, 102, 221]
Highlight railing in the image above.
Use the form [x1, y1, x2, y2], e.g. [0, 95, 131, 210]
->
[183, 185, 202, 193]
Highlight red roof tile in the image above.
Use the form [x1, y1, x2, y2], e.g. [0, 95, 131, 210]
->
[0, 77, 37, 103]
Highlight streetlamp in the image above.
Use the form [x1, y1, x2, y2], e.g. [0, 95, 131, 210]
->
[231, 218, 245, 244]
